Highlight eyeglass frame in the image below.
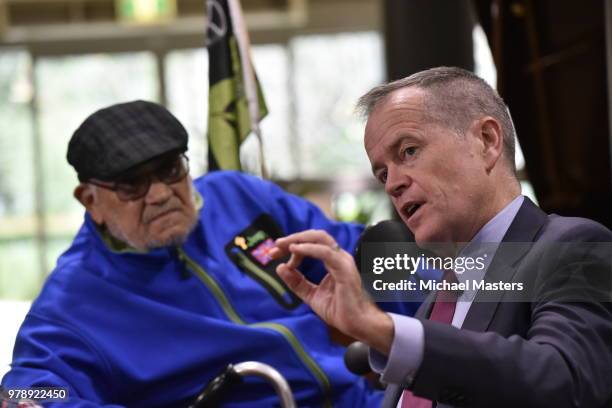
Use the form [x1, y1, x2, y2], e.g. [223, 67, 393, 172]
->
[86, 154, 190, 202]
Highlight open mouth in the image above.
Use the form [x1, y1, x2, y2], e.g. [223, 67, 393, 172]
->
[403, 202, 423, 220]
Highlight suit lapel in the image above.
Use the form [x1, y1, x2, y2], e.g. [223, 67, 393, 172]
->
[460, 252, 521, 331]
[415, 290, 436, 319]
[461, 198, 548, 332]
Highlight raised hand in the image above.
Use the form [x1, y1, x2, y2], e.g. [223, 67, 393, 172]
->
[272, 230, 394, 354]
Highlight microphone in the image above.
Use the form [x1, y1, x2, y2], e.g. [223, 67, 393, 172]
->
[354, 220, 439, 285]
[343, 341, 372, 376]
[344, 221, 416, 377]
[354, 219, 416, 273]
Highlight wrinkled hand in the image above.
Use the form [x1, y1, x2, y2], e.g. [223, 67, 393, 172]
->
[272, 230, 393, 354]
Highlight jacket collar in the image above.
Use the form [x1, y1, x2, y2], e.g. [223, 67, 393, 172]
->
[460, 197, 548, 331]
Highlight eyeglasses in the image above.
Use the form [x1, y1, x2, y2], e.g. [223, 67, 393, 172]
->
[88, 154, 189, 201]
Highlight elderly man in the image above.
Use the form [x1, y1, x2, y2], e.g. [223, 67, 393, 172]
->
[1, 100, 408, 407]
[274, 67, 612, 407]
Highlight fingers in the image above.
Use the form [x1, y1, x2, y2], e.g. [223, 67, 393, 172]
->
[272, 230, 339, 267]
[268, 247, 305, 269]
[268, 247, 284, 259]
[276, 263, 317, 303]
[273, 229, 349, 276]
[288, 242, 350, 272]
[286, 251, 304, 270]
[274, 229, 338, 254]
[268, 247, 305, 270]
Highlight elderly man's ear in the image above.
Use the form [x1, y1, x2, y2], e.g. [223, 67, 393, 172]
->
[470, 116, 504, 173]
[74, 184, 104, 225]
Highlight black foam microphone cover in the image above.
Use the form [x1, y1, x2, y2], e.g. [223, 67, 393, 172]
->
[344, 341, 372, 375]
[354, 220, 415, 272]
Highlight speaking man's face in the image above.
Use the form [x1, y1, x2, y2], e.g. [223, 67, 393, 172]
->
[364, 87, 492, 246]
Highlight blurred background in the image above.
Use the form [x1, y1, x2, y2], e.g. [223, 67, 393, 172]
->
[0, 0, 610, 376]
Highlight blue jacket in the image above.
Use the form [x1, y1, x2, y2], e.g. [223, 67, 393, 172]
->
[3, 172, 411, 407]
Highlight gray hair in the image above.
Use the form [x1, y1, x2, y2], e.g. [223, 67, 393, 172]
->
[356, 66, 517, 172]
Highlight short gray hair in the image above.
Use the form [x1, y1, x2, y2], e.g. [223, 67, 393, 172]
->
[357, 66, 517, 172]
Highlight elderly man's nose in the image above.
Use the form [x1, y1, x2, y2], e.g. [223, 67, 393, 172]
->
[145, 180, 173, 203]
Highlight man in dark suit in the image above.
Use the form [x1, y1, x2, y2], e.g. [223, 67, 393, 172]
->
[272, 67, 612, 407]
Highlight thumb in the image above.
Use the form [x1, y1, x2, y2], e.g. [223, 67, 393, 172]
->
[276, 263, 317, 304]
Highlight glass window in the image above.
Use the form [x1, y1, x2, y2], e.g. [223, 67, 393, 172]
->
[248, 44, 291, 179]
[37, 52, 159, 217]
[36, 52, 159, 274]
[292, 31, 385, 178]
[166, 32, 383, 181]
[0, 51, 158, 301]
[165, 48, 209, 177]
[165, 44, 291, 179]
[0, 49, 39, 300]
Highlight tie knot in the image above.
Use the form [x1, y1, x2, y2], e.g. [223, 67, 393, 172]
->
[434, 269, 461, 301]
[443, 269, 458, 284]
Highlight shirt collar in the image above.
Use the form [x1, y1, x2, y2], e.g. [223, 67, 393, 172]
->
[455, 195, 524, 286]
[471, 195, 525, 245]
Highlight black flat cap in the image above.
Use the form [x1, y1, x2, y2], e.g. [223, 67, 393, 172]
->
[67, 100, 188, 181]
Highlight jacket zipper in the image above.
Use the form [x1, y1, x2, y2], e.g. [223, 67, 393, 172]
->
[232, 250, 288, 297]
[177, 248, 333, 408]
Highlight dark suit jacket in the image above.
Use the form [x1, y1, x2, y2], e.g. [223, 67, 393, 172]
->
[382, 198, 612, 408]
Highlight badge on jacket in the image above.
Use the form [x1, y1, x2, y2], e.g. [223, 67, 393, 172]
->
[225, 214, 301, 309]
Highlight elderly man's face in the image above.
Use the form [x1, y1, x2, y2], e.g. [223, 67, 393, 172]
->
[80, 156, 198, 251]
[365, 87, 492, 245]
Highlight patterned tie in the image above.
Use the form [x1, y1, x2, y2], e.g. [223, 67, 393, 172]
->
[401, 271, 459, 408]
